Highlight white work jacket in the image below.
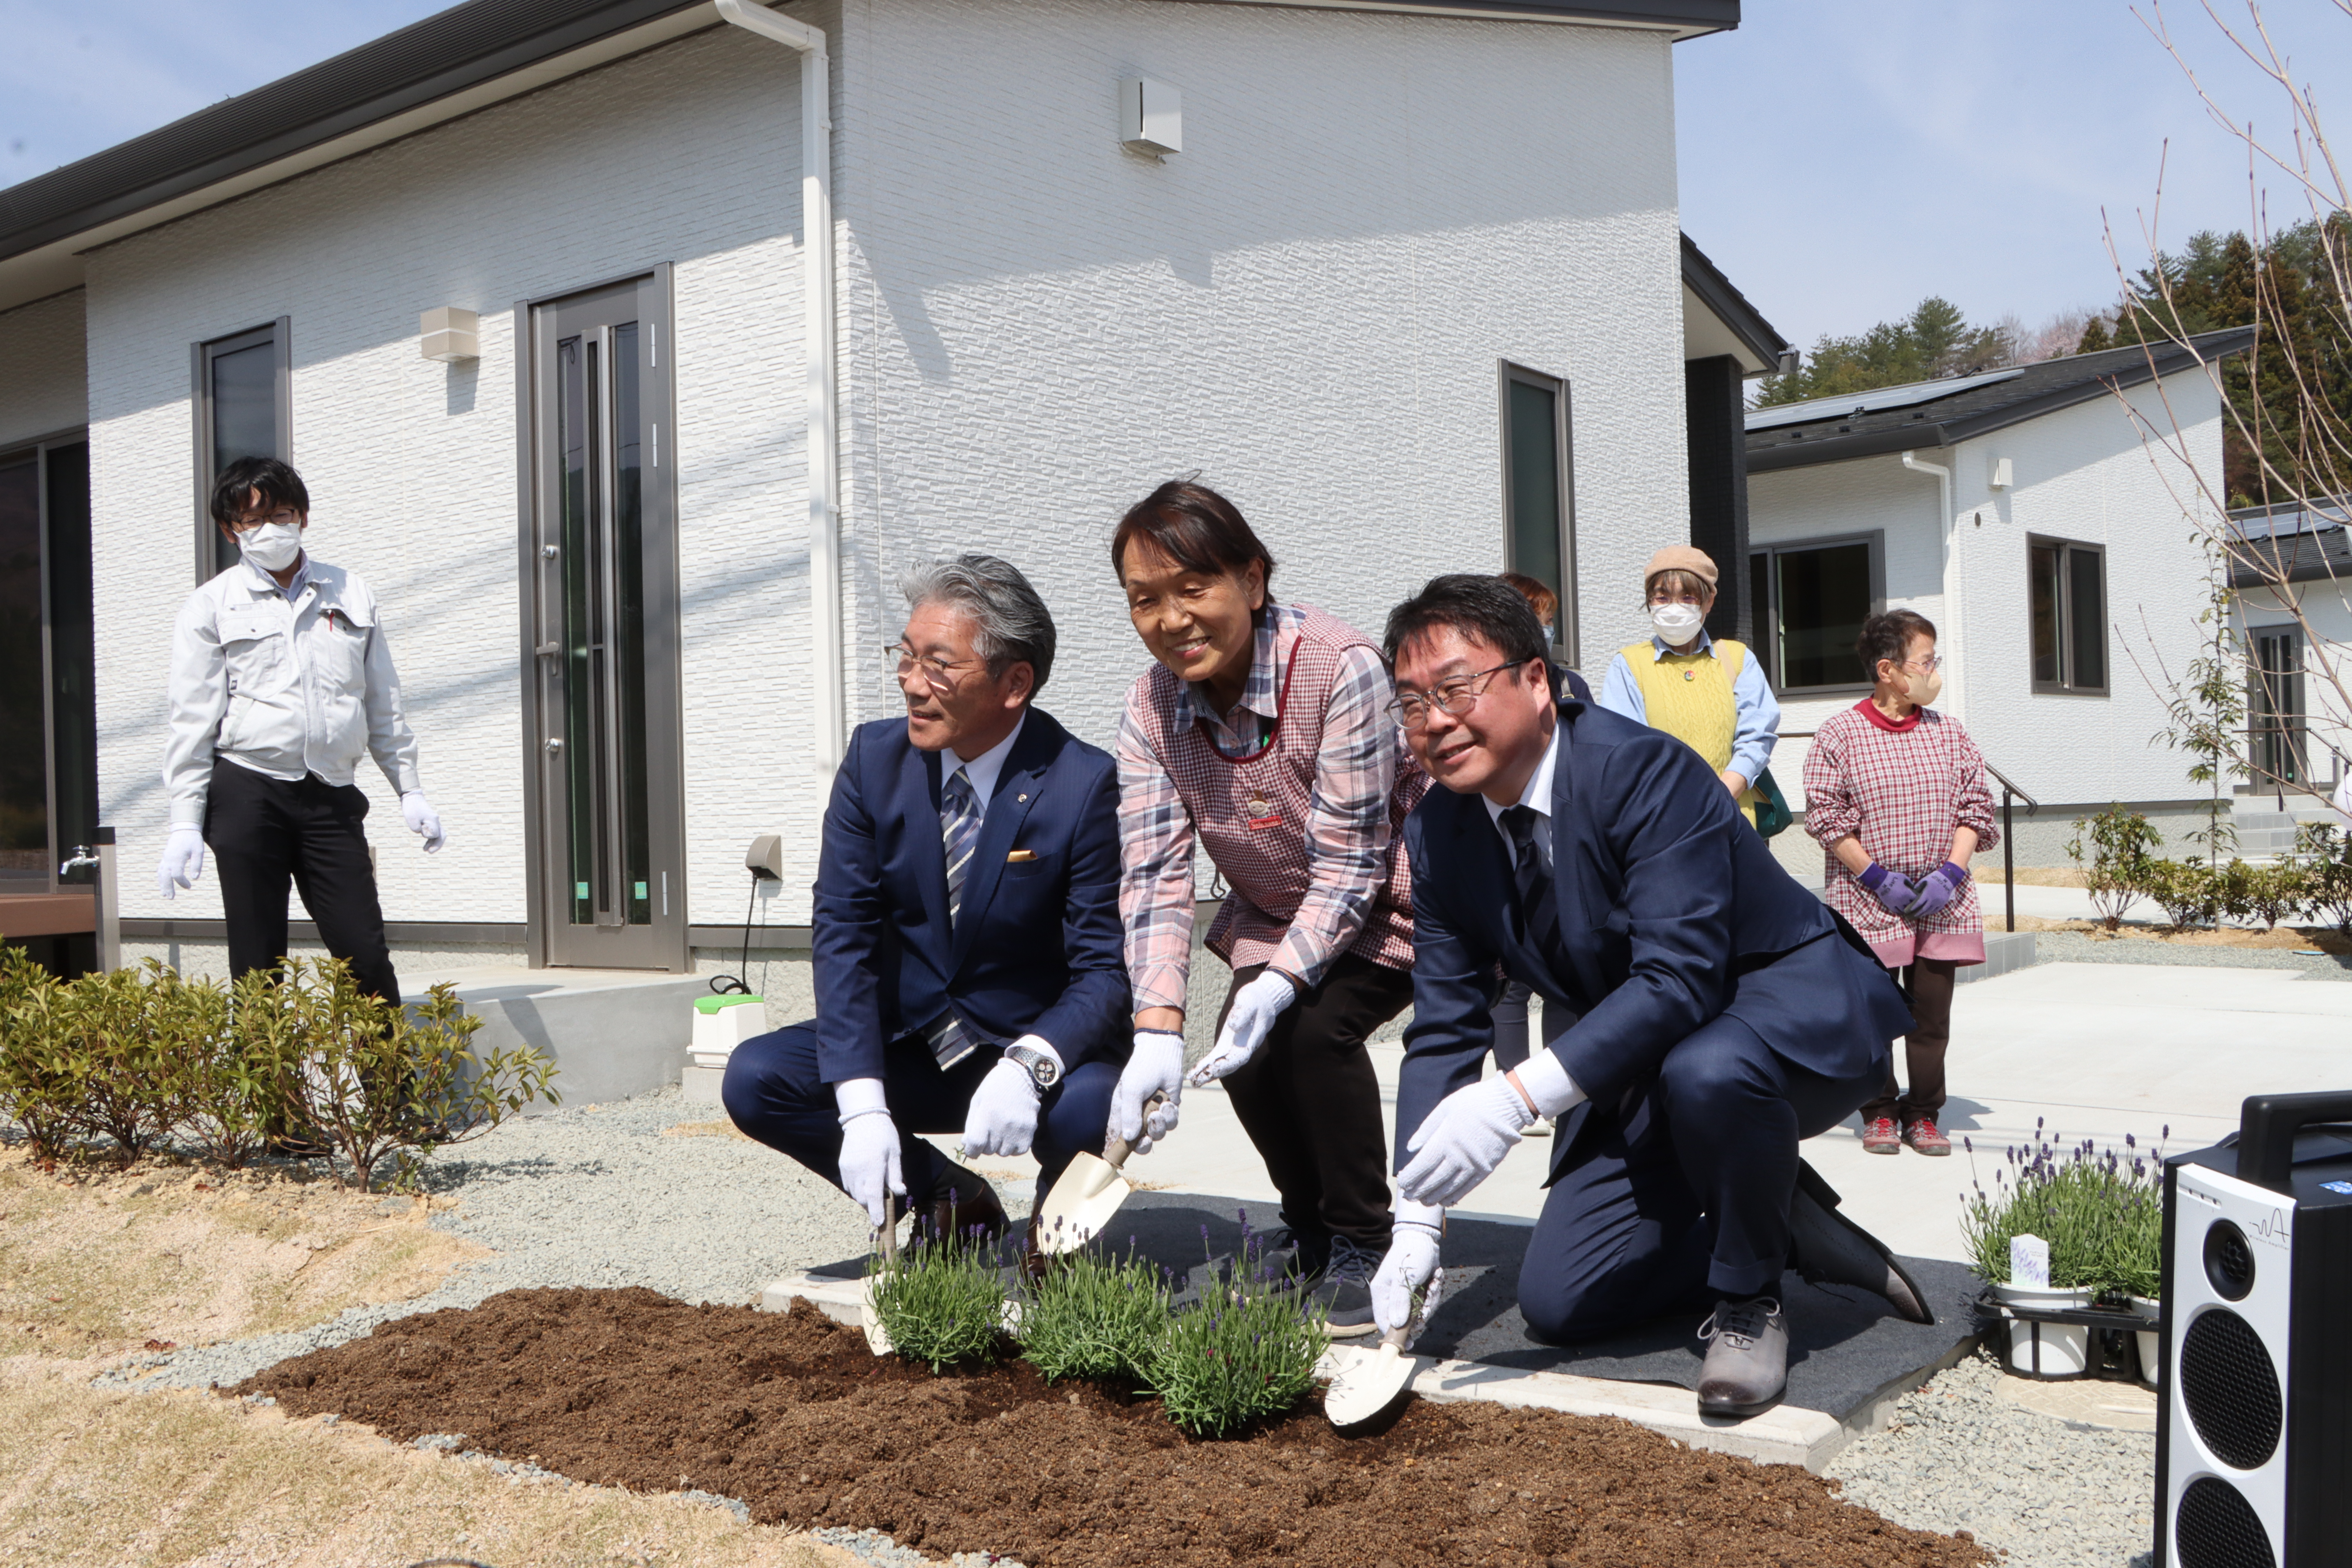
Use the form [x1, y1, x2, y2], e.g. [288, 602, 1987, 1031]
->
[163, 556, 424, 828]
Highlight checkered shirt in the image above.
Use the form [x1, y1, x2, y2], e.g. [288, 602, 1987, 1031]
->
[1116, 603, 1422, 1013]
[1803, 701, 2000, 950]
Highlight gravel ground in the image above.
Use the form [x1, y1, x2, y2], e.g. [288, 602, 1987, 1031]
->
[1828, 1351, 2156, 1568]
[108, 1088, 874, 1393]
[2031, 928, 2352, 979]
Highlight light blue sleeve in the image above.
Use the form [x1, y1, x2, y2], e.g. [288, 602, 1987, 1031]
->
[1728, 648, 1781, 785]
[1596, 652, 1646, 723]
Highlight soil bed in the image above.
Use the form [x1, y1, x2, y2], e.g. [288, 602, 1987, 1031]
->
[236, 1287, 1989, 1568]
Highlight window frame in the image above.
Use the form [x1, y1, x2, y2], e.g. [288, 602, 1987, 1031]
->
[1497, 360, 1578, 666]
[190, 317, 292, 582]
[1747, 530, 1885, 696]
[0, 427, 96, 899]
[2026, 535, 2110, 696]
[2246, 623, 2309, 787]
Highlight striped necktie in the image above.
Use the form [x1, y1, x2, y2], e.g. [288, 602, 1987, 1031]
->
[924, 764, 983, 1069]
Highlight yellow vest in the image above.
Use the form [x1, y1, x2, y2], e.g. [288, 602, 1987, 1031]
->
[1620, 639, 1761, 826]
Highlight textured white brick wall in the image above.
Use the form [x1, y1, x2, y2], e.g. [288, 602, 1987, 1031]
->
[81, 0, 1688, 947]
[1751, 371, 2218, 814]
[0, 288, 87, 446]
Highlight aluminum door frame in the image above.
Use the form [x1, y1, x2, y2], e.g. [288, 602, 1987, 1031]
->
[515, 266, 687, 972]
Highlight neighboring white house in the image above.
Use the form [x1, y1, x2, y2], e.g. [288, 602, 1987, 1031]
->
[2230, 502, 2351, 820]
[0, 0, 1763, 1006]
[1740, 331, 2250, 871]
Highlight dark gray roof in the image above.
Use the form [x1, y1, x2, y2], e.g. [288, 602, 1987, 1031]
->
[1681, 232, 1788, 368]
[1745, 328, 2256, 473]
[1164, 0, 1736, 29]
[2229, 522, 2351, 589]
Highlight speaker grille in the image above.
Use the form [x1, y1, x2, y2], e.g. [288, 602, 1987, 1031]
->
[2180, 1308, 2283, 1470]
[2176, 1475, 2276, 1568]
[2205, 1219, 2257, 1300]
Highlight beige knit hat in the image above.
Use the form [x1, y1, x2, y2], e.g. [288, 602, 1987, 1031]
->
[1643, 545, 1718, 591]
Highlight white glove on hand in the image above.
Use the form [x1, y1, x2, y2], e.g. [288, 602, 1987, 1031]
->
[961, 1057, 1043, 1159]
[1372, 1222, 1444, 1341]
[1109, 1029, 1186, 1153]
[400, 791, 445, 853]
[1398, 1077, 1536, 1208]
[1190, 970, 1299, 1085]
[837, 1103, 906, 1230]
[157, 827, 206, 900]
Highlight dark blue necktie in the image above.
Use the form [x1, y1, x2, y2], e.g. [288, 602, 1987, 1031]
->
[1501, 804, 1563, 963]
[924, 765, 983, 1069]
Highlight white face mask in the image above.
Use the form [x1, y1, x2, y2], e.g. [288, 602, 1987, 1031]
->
[239, 521, 303, 573]
[1649, 603, 1705, 644]
[1539, 622, 1555, 644]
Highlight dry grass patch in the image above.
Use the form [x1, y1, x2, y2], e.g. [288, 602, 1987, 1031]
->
[0, 1361, 855, 1568]
[2010, 916, 2352, 952]
[1971, 865, 2088, 887]
[660, 1119, 753, 1141]
[0, 1148, 488, 1366]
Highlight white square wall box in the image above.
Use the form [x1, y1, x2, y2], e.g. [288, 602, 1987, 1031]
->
[1120, 78, 1181, 155]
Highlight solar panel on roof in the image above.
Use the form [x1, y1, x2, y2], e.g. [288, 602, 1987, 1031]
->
[1745, 367, 2025, 431]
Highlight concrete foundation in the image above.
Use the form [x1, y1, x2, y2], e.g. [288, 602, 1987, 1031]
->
[399, 965, 710, 1109]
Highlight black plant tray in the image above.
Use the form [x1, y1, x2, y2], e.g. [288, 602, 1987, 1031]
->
[1971, 1288, 2156, 1383]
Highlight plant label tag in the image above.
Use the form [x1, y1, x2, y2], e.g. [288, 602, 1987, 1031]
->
[2010, 1233, 2051, 1289]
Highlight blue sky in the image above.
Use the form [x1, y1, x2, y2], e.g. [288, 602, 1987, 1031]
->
[4, 1, 2346, 351]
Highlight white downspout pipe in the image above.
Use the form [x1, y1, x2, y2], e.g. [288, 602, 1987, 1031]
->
[716, 0, 843, 773]
[1901, 449, 1961, 718]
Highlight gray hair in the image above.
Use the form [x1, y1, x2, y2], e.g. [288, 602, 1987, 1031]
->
[900, 553, 1057, 693]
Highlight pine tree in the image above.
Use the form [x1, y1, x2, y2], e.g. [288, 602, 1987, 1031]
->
[2077, 318, 2112, 353]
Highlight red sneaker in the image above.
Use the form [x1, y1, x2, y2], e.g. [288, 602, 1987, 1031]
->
[1861, 1116, 1901, 1154]
[1903, 1117, 1952, 1156]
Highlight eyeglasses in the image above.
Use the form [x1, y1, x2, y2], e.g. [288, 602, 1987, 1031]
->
[229, 508, 300, 534]
[881, 643, 984, 692]
[1897, 655, 1942, 673]
[1388, 661, 1525, 730]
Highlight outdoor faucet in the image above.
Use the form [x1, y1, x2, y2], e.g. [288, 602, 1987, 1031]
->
[59, 846, 100, 877]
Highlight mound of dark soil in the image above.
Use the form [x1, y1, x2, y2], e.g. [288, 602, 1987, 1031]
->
[235, 1287, 1988, 1568]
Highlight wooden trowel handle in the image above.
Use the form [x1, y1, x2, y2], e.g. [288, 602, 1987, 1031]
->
[1101, 1092, 1168, 1172]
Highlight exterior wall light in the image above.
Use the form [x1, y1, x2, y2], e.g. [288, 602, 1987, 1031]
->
[1120, 78, 1181, 157]
[420, 307, 480, 363]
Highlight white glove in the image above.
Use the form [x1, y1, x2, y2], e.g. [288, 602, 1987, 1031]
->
[1190, 970, 1299, 1085]
[400, 791, 445, 853]
[1372, 1221, 1444, 1341]
[961, 1055, 1043, 1159]
[157, 827, 206, 900]
[1109, 1030, 1186, 1153]
[835, 1079, 905, 1229]
[1398, 1077, 1536, 1208]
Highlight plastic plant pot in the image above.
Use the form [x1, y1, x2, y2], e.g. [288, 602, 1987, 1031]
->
[2130, 1296, 2161, 1387]
[1992, 1282, 2094, 1377]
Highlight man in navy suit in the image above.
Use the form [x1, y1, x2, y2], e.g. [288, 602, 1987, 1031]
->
[1368, 575, 1926, 1414]
[724, 555, 1129, 1252]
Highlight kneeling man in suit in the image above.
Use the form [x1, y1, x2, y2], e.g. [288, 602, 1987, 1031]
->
[724, 555, 1130, 1252]
[1370, 575, 1926, 1414]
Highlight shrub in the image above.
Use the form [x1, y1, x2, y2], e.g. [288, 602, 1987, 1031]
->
[869, 1223, 1010, 1372]
[2234, 859, 2309, 932]
[2067, 805, 2159, 930]
[2140, 856, 2220, 930]
[1962, 1124, 2165, 1296]
[182, 966, 293, 1169]
[2296, 821, 2352, 935]
[0, 947, 80, 1164]
[1149, 1235, 1326, 1439]
[1020, 1245, 1173, 1386]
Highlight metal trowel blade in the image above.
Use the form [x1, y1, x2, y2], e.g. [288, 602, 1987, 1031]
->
[1324, 1337, 1416, 1428]
[1036, 1151, 1131, 1256]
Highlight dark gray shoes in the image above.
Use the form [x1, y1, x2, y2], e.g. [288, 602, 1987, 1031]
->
[1697, 1296, 1787, 1415]
[1788, 1159, 1934, 1325]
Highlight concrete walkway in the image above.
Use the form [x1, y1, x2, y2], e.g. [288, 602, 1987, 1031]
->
[966, 959, 2352, 1269]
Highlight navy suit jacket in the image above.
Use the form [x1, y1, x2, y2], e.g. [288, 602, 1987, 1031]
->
[810, 708, 1131, 1084]
[1396, 697, 1909, 1179]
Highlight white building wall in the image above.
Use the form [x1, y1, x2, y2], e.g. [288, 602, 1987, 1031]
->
[1750, 370, 2218, 830]
[830, 0, 1688, 758]
[83, 21, 820, 934]
[0, 288, 87, 446]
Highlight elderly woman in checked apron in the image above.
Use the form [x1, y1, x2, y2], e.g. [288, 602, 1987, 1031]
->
[1101, 479, 1425, 1337]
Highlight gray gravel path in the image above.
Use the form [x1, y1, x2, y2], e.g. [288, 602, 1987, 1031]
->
[2032, 928, 2352, 979]
[1827, 1351, 2155, 1568]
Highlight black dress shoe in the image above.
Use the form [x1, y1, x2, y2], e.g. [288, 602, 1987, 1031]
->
[923, 1167, 1010, 1246]
[1789, 1160, 1933, 1324]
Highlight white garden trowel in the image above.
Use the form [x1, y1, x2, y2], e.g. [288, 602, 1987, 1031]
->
[1035, 1094, 1165, 1257]
[859, 1193, 898, 1355]
[1323, 1266, 1445, 1429]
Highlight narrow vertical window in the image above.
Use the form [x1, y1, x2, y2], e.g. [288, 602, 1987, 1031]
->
[1747, 534, 1882, 693]
[1501, 363, 1575, 661]
[2029, 537, 2108, 694]
[192, 319, 291, 579]
[2249, 628, 2307, 785]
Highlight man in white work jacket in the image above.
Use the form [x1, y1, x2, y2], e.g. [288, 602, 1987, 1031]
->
[157, 457, 443, 1001]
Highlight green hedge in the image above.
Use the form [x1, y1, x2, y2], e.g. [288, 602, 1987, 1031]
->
[2067, 806, 2352, 934]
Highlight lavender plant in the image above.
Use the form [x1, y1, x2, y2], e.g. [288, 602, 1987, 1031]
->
[869, 1221, 1010, 1372]
[1149, 1223, 1326, 1439]
[1019, 1241, 1173, 1386]
[1961, 1120, 2167, 1297]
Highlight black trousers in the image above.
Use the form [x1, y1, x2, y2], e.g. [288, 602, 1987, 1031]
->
[1219, 954, 1413, 1255]
[1860, 958, 1958, 1124]
[204, 759, 399, 1002]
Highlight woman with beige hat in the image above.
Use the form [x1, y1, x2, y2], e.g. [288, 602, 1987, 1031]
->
[1596, 546, 1780, 827]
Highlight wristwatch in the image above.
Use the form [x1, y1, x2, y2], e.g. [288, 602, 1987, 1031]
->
[1004, 1042, 1062, 1091]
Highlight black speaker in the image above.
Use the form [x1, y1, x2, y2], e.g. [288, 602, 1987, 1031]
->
[2156, 1092, 2352, 1567]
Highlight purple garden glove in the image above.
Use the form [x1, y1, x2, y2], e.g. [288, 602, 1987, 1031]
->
[1857, 861, 1926, 918]
[1906, 861, 1970, 921]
